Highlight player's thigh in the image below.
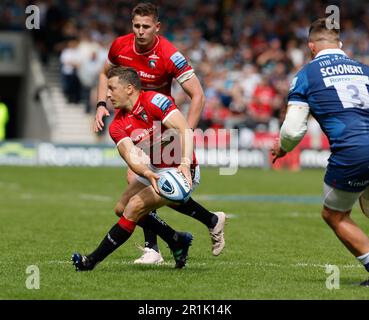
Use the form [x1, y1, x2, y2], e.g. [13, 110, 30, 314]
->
[323, 182, 361, 212]
[115, 178, 147, 215]
[124, 185, 172, 221]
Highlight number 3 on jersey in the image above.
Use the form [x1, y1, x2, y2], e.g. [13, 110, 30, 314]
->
[334, 80, 369, 109]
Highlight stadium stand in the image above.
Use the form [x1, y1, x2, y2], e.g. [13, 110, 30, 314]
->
[1, 0, 368, 148]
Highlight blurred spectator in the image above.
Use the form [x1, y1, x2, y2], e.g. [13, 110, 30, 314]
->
[0, 99, 9, 141]
[77, 48, 106, 113]
[60, 38, 81, 103]
[247, 76, 276, 130]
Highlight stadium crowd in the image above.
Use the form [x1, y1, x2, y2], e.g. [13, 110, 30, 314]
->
[2, 0, 369, 133]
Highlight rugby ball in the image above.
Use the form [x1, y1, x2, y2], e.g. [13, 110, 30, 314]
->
[157, 168, 191, 203]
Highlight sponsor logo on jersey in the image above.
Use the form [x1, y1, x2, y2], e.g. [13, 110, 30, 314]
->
[131, 126, 156, 143]
[151, 93, 172, 111]
[170, 52, 187, 70]
[138, 71, 155, 79]
[118, 55, 133, 61]
[149, 54, 160, 60]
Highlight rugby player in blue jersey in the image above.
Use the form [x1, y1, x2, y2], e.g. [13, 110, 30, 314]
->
[271, 18, 369, 286]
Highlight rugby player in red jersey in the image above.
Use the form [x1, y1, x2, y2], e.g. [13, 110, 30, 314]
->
[72, 66, 200, 270]
[93, 2, 225, 264]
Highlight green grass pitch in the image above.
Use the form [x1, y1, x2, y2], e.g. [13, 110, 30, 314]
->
[1, 166, 369, 299]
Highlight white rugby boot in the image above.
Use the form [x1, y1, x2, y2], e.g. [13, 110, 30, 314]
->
[133, 246, 164, 264]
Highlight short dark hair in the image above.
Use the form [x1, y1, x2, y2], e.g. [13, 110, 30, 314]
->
[308, 18, 340, 43]
[107, 67, 142, 90]
[131, 2, 159, 21]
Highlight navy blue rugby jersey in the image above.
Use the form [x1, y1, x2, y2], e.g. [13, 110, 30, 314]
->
[288, 49, 369, 166]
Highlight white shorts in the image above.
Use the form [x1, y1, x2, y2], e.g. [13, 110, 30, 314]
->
[323, 182, 367, 212]
[136, 164, 201, 191]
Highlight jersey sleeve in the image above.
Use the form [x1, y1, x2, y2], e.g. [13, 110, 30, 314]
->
[107, 37, 122, 66]
[109, 118, 130, 146]
[288, 68, 309, 107]
[163, 40, 194, 83]
[147, 93, 178, 123]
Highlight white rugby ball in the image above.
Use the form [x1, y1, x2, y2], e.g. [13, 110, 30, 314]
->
[157, 168, 191, 203]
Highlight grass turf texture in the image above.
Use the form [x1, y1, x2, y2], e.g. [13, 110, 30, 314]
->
[1, 166, 369, 299]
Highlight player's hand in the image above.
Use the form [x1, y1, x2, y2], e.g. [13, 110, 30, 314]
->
[144, 170, 160, 194]
[177, 164, 192, 189]
[271, 138, 287, 164]
[94, 106, 110, 132]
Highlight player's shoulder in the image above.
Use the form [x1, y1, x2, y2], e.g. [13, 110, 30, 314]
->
[110, 109, 124, 126]
[143, 91, 173, 110]
[109, 112, 122, 133]
[289, 65, 310, 92]
[157, 35, 180, 56]
[143, 91, 171, 102]
[158, 35, 177, 49]
[292, 64, 309, 81]
[358, 60, 369, 74]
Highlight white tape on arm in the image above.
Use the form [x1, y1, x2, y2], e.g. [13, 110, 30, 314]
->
[280, 103, 310, 152]
[176, 70, 194, 84]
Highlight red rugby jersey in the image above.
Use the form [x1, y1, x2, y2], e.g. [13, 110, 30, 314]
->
[109, 91, 197, 168]
[107, 34, 193, 96]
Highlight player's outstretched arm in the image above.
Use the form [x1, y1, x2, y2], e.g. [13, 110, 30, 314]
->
[117, 138, 159, 193]
[163, 110, 193, 187]
[94, 61, 112, 132]
[180, 74, 205, 129]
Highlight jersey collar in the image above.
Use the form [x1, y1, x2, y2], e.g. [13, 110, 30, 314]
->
[133, 35, 160, 55]
[315, 48, 347, 59]
[131, 91, 143, 115]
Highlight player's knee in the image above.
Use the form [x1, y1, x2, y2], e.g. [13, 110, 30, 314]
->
[125, 195, 144, 220]
[114, 202, 125, 217]
[321, 213, 331, 229]
[321, 207, 347, 227]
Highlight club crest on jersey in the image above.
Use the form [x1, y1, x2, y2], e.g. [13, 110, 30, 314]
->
[151, 93, 172, 111]
[148, 59, 156, 69]
[141, 110, 148, 122]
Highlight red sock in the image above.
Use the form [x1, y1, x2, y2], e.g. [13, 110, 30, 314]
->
[118, 216, 136, 233]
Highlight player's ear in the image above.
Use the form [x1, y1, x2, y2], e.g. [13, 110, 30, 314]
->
[308, 41, 315, 55]
[126, 84, 134, 95]
[156, 21, 161, 33]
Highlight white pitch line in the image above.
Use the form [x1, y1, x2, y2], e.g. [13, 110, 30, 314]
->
[78, 193, 113, 202]
[20, 193, 34, 199]
[46, 260, 363, 269]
